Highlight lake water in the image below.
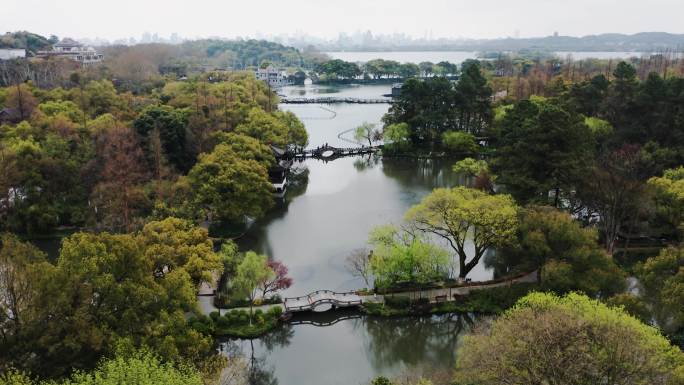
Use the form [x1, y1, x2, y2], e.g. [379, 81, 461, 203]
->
[240, 83, 493, 297]
[326, 50, 646, 64]
[222, 310, 479, 385]
[223, 83, 495, 385]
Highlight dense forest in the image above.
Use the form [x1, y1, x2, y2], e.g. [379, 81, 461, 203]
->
[0, 31, 312, 384]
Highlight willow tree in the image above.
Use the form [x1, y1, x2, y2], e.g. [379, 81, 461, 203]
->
[232, 251, 273, 322]
[405, 187, 518, 279]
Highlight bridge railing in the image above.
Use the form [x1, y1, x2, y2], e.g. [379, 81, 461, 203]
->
[284, 298, 363, 312]
[283, 289, 358, 302]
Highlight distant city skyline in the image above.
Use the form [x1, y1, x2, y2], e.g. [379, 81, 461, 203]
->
[3, 0, 684, 43]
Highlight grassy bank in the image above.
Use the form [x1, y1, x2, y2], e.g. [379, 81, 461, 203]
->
[362, 283, 538, 317]
[189, 306, 283, 339]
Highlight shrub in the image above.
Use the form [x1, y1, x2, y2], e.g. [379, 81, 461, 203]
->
[268, 306, 283, 318]
[384, 296, 411, 308]
[442, 131, 479, 153]
[216, 316, 231, 329]
[209, 311, 220, 322]
[371, 376, 394, 385]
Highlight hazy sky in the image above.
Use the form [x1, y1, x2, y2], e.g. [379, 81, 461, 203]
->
[3, 0, 684, 41]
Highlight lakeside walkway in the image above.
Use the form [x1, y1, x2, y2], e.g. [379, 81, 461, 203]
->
[200, 270, 537, 316]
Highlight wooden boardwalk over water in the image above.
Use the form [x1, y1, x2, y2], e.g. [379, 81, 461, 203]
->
[281, 97, 392, 104]
[294, 145, 380, 160]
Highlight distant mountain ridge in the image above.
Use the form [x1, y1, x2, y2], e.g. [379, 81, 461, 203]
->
[317, 32, 684, 52]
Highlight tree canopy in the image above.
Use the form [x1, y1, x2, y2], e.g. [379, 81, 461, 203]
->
[497, 206, 626, 297]
[454, 292, 684, 385]
[406, 187, 518, 279]
[491, 97, 594, 205]
[186, 143, 273, 223]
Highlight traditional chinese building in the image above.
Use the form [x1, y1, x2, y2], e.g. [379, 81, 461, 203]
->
[37, 38, 103, 66]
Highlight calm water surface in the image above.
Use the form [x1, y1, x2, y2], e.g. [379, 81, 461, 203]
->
[223, 310, 479, 385]
[240, 83, 493, 297]
[225, 84, 493, 385]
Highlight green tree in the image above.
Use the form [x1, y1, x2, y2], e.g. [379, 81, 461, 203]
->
[441, 131, 479, 153]
[454, 60, 492, 134]
[406, 187, 518, 279]
[368, 225, 450, 290]
[383, 77, 457, 144]
[211, 132, 275, 169]
[232, 251, 273, 322]
[567, 74, 609, 117]
[498, 206, 626, 297]
[635, 246, 684, 335]
[491, 98, 593, 206]
[398, 63, 420, 79]
[607, 293, 651, 324]
[235, 107, 306, 147]
[454, 292, 684, 385]
[276, 110, 308, 148]
[186, 143, 273, 223]
[0, 232, 215, 378]
[315, 59, 362, 80]
[418, 62, 434, 77]
[382, 122, 410, 152]
[0, 369, 34, 385]
[139, 217, 223, 286]
[0, 233, 54, 371]
[133, 105, 190, 172]
[648, 167, 684, 240]
[64, 349, 204, 385]
[604, 61, 640, 143]
[452, 158, 490, 178]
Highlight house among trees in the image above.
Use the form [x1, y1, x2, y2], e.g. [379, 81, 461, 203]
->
[36, 38, 103, 66]
[269, 145, 293, 196]
[255, 66, 293, 87]
[0, 108, 19, 124]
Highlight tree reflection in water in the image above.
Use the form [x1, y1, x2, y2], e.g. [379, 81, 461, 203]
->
[218, 324, 294, 385]
[381, 157, 466, 191]
[232, 166, 310, 257]
[354, 313, 477, 373]
[353, 153, 382, 172]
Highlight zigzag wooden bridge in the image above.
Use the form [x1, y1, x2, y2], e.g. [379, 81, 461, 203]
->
[280, 97, 392, 104]
[294, 145, 380, 160]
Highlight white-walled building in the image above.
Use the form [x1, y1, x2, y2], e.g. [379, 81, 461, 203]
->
[255, 66, 292, 87]
[37, 38, 103, 66]
[0, 49, 26, 60]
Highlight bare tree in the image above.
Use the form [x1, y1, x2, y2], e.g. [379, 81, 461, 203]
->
[345, 248, 372, 287]
[91, 125, 149, 232]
